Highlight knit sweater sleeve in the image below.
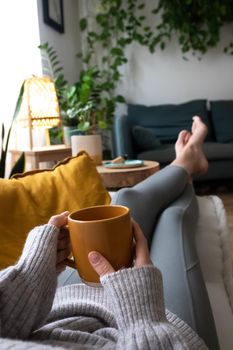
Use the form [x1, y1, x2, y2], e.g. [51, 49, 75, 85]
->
[101, 266, 209, 350]
[0, 224, 59, 340]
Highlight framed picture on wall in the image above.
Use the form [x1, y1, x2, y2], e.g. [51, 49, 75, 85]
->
[42, 0, 64, 33]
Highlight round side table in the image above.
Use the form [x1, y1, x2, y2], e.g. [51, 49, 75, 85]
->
[96, 160, 160, 190]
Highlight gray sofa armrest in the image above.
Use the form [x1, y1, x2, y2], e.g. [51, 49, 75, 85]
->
[112, 114, 135, 158]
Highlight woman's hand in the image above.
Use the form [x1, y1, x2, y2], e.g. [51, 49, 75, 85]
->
[88, 219, 152, 278]
[48, 211, 71, 272]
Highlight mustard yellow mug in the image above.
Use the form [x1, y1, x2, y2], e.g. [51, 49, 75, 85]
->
[65, 205, 133, 286]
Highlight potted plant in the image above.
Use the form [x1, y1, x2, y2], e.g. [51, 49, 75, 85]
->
[38, 43, 77, 146]
[67, 67, 110, 164]
[39, 43, 123, 160]
[59, 84, 82, 146]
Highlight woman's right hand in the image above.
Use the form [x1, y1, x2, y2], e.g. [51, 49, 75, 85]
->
[48, 211, 71, 272]
[88, 219, 153, 278]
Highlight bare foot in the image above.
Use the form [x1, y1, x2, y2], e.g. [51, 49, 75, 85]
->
[172, 116, 208, 179]
[175, 130, 191, 155]
[190, 116, 208, 146]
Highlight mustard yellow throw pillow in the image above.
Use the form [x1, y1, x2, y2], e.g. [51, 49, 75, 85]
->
[0, 151, 111, 269]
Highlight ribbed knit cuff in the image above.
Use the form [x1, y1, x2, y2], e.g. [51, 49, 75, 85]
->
[18, 224, 59, 275]
[101, 265, 167, 328]
[1, 224, 59, 339]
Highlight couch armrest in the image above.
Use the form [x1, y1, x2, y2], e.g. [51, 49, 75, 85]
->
[196, 195, 233, 350]
[112, 114, 135, 158]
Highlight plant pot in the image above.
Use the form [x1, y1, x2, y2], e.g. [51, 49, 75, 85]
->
[71, 134, 103, 165]
[63, 126, 77, 146]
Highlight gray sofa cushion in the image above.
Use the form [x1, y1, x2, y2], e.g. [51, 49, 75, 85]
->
[210, 100, 233, 143]
[137, 142, 233, 165]
[132, 125, 163, 151]
[128, 100, 209, 142]
[203, 142, 233, 160]
[138, 145, 175, 164]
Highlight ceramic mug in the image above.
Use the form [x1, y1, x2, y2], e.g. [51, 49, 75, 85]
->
[65, 205, 133, 286]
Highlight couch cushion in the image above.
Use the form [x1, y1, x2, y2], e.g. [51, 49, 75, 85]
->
[210, 100, 233, 143]
[0, 151, 111, 269]
[137, 142, 233, 165]
[128, 100, 209, 142]
[203, 142, 233, 160]
[137, 145, 175, 164]
[132, 125, 163, 151]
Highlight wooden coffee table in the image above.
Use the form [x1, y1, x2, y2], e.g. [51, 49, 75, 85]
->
[97, 160, 160, 189]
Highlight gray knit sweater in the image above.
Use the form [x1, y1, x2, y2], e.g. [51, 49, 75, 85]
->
[0, 224, 208, 349]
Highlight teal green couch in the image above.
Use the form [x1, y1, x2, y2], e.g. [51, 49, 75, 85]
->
[113, 99, 233, 181]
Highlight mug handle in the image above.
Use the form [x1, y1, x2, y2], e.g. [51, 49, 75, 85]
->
[63, 224, 76, 269]
[64, 257, 76, 269]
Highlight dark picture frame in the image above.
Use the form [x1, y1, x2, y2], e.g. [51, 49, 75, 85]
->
[42, 0, 64, 33]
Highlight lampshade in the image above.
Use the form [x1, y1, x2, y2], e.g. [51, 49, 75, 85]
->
[17, 76, 61, 149]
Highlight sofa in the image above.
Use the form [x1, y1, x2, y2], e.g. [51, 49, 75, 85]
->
[113, 99, 233, 181]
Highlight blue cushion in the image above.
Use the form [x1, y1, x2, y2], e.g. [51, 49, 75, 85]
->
[210, 100, 233, 143]
[128, 100, 209, 142]
[132, 125, 162, 151]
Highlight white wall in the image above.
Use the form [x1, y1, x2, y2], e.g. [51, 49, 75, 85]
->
[119, 9, 233, 105]
[37, 0, 81, 85]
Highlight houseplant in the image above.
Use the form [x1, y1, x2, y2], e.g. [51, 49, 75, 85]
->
[39, 42, 124, 160]
[38, 43, 75, 145]
[39, 42, 122, 133]
[67, 66, 118, 163]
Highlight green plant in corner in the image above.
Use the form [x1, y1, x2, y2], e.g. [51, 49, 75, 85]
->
[39, 42, 123, 135]
[0, 82, 25, 178]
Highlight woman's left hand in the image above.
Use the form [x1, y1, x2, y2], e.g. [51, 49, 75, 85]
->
[88, 218, 152, 278]
[48, 211, 71, 272]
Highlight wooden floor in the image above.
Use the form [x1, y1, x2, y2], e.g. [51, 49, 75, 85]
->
[195, 180, 233, 250]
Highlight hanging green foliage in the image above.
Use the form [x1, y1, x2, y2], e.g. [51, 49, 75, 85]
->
[79, 0, 161, 97]
[79, 0, 233, 95]
[155, 0, 233, 55]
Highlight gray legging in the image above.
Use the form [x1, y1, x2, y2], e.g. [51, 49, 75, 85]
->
[112, 165, 220, 350]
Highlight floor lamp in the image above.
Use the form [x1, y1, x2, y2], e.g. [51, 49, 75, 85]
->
[16, 76, 61, 149]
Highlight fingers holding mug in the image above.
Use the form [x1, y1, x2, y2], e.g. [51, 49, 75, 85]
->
[131, 219, 153, 268]
[88, 251, 115, 277]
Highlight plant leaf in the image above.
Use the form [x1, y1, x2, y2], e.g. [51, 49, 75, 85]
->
[9, 152, 25, 178]
[0, 150, 6, 178]
[5, 81, 25, 162]
[80, 18, 88, 31]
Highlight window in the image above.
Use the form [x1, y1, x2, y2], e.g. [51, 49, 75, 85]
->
[0, 0, 42, 129]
